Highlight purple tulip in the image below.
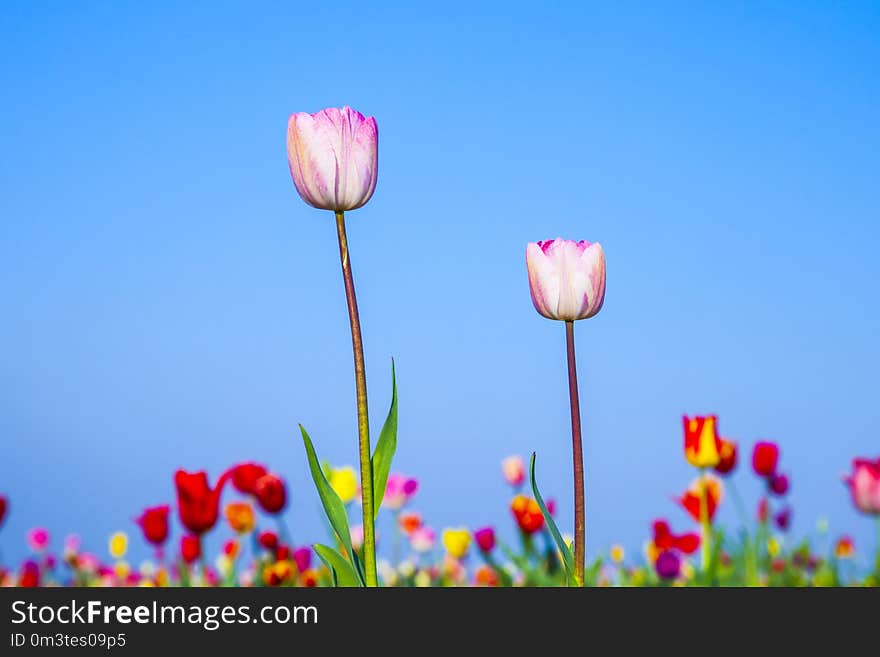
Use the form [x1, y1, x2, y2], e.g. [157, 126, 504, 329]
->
[655, 550, 681, 580]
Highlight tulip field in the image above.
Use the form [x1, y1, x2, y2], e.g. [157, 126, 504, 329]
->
[2, 105, 878, 588]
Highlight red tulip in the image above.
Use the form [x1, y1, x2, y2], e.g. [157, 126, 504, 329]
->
[769, 473, 790, 496]
[174, 469, 230, 535]
[682, 415, 722, 468]
[230, 462, 268, 495]
[757, 498, 769, 523]
[474, 526, 496, 552]
[258, 531, 279, 551]
[180, 534, 201, 564]
[275, 545, 291, 562]
[135, 505, 170, 546]
[752, 442, 779, 478]
[254, 473, 287, 514]
[714, 439, 738, 475]
[511, 495, 544, 535]
[19, 561, 40, 587]
[0, 495, 7, 528]
[652, 520, 700, 555]
[677, 476, 723, 523]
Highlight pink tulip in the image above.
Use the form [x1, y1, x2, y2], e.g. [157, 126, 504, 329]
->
[844, 457, 880, 514]
[383, 473, 418, 511]
[501, 455, 525, 487]
[526, 238, 606, 321]
[27, 527, 49, 553]
[287, 106, 378, 212]
[410, 526, 436, 553]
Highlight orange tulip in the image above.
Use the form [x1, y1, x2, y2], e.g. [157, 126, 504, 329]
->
[224, 502, 255, 534]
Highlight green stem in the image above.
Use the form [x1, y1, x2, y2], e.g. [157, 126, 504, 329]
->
[334, 211, 377, 587]
[699, 468, 711, 575]
[564, 320, 585, 586]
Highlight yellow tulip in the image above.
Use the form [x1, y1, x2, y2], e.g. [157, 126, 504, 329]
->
[108, 531, 128, 559]
[442, 527, 471, 559]
[329, 466, 359, 504]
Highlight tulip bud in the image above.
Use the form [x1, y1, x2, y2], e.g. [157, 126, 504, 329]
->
[287, 106, 378, 212]
[230, 462, 268, 496]
[293, 547, 312, 574]
[136, 505, 170, 546]
[752, 442, 780, 478]
[526, 238, 606, 322]
[510, 495, 545, 535]
[254, 473, 287, 515]
[843, 457, 880, 515]
[474, 527, 496, 552]
[442, 528, 471, 559]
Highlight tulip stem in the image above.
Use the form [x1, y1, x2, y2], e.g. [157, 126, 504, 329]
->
[564, 320, 585, 586]
[334, 211, 377, 587]
[699, 469, 711, 576]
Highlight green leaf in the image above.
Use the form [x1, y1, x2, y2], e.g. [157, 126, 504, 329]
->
[313, 544, 362, 587]
[530, 452, 575, 585]
[299, 425, 358, 578]
[371, 359, 398, 520]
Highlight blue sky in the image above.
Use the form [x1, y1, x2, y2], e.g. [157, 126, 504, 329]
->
[1, 1, 879, 570]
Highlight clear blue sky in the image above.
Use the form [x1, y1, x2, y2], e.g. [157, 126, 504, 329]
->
[2, 1, 879, 569]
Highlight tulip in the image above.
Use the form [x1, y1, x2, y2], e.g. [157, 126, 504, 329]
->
[293, 547, 312, 574]
[223, 539, 239, 559]
[258, 531, 278, 551]
[526, 239, 606, 322]
[843, 457, 880, 514]
[287, 106, 378, 213]
[136, 505, 170, 547]
[834, 536, 855, 559]
[655, 550, 681, 580]
[526, 237, 606, 587]
[224, 502, 256, 534]
[501, 455, 525, 487]
[350, 525, 365, 551]
[275, 545, 291, 562]
[329, 466, 359, 505]
[442, 528, 471, 559]
[254, 473, 287, 514]
[511, 495, 545, 535]
[774, 507, 792, 531]
[230, 462, 268, 496]
[474, 527, 496, 552]
[27, 528, 49, 552]
[180, 535, 201, 564]
[682, 415, 722, 468]
[174, 469, 230, 535]
[475, 565, 500, 587]
[610, 544, 625, 563]
[678, 476, 723, 524]
[651, 520, 700, 556]
[714, 438, 738, 475]
[752, 442, 779, 478]
[410, 527, 436, 553]
[0, 495, 7, 529]
[108, 531, 128, 560]
[398, 512, 423, 535]
[288, 106, 381, 586]
[19, 560, 40, 587]
[769, 473, 790, 497]
[383, 473, 418, 511]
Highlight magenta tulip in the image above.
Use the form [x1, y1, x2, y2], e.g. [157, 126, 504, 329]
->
[287, 106, 378, 212]
[526, 238, 606, 322]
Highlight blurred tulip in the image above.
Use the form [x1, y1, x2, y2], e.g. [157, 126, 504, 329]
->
[410, 527, 436, 553]
[136, 505, 170, 546]
[254, 473, 287, 514]
[398, 512, 423, 535]
[526, 239, 606, 321]
[442, 528, 471, 559]
[328, 466, 359, 505]
[383, 474, 418, 511]
[834, 536, 855, 559]
[180, 535, 201, 564]
[275, 545, 290, 562]
[843, 457, 880, 514]
[678, 475, 723, 523]
[293, 547, 312, 574]
[752, 442, 779, 478]
[682, 415, 722, 468]
[769, 473, 790, 496]
[501, 455, 525, 487]
[473, 526, 496, 552]
[19, 560, 40, 587]
[230, 462, 268, 496]
[652, 520, 700, 555]
[224, 502, 256, 534]
[27, 528, 49, 552]
[511, 495, 545, 535]
[655, 550, 681, 580]
[475, 565, 500, 587]
[258, 531, 278, 551]
[774, 507, 792, 531]
[350, 525, 365, 551]
[757, 498, 770, 524]
[287, 106, 378, 212]
[108, 531, 128, 560]
[0, 495, 7, 529]
[714, 438, 738, 475]
[174, 469, 230, 535]
[610, 544, 625, 563]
